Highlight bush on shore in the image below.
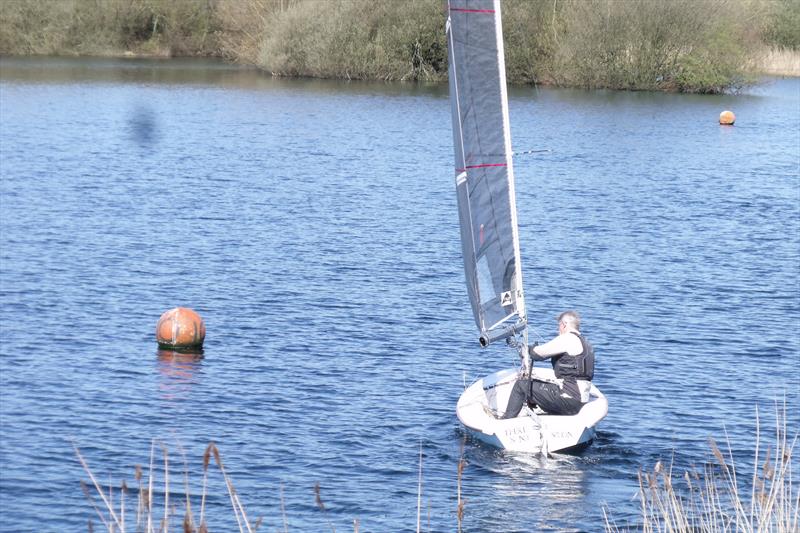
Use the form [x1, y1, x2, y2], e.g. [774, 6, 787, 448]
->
[0, 0, 220, 57]
[760, 0, 800, 50]
[258, 0, 446, 81]
[538, 0, 760, 93]
[1, 0, 798, 92]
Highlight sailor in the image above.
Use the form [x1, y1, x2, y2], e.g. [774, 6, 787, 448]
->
[501, 310, 594, 418]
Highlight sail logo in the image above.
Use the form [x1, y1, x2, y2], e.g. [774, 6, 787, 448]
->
[500, 291, 512, 306]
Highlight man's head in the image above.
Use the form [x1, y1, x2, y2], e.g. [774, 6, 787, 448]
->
[557, 310, 581, 333]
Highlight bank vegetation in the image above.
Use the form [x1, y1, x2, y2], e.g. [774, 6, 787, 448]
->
[1, 0, 798, 92]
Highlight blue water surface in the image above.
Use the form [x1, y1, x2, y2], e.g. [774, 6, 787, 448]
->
[1, 57, 798, 532]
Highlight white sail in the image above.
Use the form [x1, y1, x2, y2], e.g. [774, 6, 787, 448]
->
[449, 2, 608, 454]
[447, 0, 526, 346]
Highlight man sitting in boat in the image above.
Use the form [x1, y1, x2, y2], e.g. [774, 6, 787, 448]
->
[501, 310, 595, 418]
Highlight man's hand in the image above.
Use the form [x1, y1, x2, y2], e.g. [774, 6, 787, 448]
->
[528, 342, 547, 361]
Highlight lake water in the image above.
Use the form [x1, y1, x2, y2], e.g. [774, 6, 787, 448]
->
[1, 57, 798, 532]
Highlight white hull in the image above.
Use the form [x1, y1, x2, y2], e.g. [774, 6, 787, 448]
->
[456, 367, 608, 454]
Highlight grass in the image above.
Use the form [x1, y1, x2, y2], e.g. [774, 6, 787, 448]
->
[604, 403, 799, 532]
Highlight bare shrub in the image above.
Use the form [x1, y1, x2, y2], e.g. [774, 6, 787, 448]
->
[258, 0, 445, 81]
[214, 0, 288, 64]
[0, 0, 75, 55]
[0, 0, 221, 57]
[548, 0, 760, 93]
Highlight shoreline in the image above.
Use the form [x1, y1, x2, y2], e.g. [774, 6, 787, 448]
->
[4, 50, 799, 88]
[2, 0, 798, 93]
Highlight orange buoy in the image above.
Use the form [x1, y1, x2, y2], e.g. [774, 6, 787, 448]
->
[156, 307, 205, 349]
[719, 110, 735, 125]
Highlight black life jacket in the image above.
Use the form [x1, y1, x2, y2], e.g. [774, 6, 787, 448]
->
[552, 332, 595, 382]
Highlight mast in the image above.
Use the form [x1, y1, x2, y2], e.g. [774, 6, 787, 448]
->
[447, 0, 528, 351]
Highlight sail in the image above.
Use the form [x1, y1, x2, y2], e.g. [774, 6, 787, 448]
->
[447, 0, 526, 346]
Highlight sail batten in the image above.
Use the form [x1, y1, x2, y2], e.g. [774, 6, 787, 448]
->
[447, 0, 526, 345]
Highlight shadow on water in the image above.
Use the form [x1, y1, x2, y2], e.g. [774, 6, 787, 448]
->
[128, 104, 159, 148]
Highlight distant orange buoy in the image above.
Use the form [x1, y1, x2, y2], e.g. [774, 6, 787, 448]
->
[156, 307, 205, 349]
[719, 110, 735, 125]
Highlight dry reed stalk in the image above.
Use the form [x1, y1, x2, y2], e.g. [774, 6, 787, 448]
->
[456, 439, 466, 533]
[174, 440, 196, 531]
[751, 407, 761, 527]
[602, 508, 616, 532]
[107, 474, 113, 530]
[147, 440, 155, 532]
[427, 500, 432, 533]
[120, 480, 127, 532]
[73, 443, 123, 530]
[199, 442, 212, 527]
[416, 443, 423, 533]
[280, 481, 288, 533]
[162, 442, 170, 532]
[134, 464, 144, 529]
[81, 479, 109, 531]
[314, 481, 335, 533]
[206, 442, 252, 533]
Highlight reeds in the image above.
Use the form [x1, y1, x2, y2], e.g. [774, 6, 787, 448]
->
[605, 403, 799, 532]
[77, 406, 797, 532]
[74, 440, 258, 533]
[456, 439, 467, 533]
[75, 440, 440, 532]
[754, 46, 800, 77]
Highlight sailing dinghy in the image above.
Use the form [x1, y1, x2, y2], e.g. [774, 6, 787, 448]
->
[446, 0, 608, 454]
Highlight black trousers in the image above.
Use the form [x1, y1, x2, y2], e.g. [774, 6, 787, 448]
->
[501, 378, 583, 418]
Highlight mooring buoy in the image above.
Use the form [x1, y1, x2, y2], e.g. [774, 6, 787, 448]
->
[719, 110, 735, 125]
[156, 307, 205, 349]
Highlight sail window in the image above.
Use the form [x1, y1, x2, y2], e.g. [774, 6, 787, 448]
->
[476, 255, 495, 306]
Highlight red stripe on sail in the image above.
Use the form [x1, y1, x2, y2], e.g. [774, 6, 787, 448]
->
[457, 163, 507, 172]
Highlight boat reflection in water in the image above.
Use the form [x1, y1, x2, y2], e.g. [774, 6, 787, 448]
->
[156, 348, 204, 401]
[461, 439, 597, 530]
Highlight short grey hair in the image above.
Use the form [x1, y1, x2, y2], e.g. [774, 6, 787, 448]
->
[558, 310, 581, 330]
